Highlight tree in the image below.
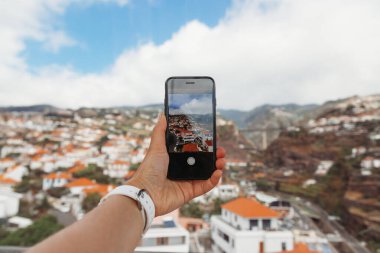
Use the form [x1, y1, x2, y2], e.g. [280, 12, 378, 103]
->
[129, 163, 141, 171]
[47, 187, 69, 198]
[180, 201, 204, 218]
[0, 215, 63, 246]
[82, 193, 101, 213]
[211, 198, 226, 215]
[74, 164, 111, 184]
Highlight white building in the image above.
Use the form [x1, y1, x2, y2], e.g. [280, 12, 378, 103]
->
[136, 214, 190, 253]
[314, 161, 333, 176]
[211, 197, 294, 253]
[0, 157, 16, 172]
[0, 190, 22, 218]
[2, 165, 28, 183]
[64, 178, 97, 195]
[42, 172, 72, 190]
[8, 216, 33, 229]
[105, 160, 131, 178]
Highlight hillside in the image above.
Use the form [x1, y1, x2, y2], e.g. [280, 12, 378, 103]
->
[263, 94, 380, 252]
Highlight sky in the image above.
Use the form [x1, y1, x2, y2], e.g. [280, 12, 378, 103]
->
[0, 0, 380, 110]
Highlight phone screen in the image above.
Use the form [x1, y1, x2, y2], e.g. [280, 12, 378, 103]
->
[166, 77, 216, 179]
[167, 82, 214, 153]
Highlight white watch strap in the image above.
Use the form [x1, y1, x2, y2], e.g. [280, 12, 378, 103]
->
[99, 185, 155, 234]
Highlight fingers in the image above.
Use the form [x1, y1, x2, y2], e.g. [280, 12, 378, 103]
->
[216, 158, 226, 170]
[149, 113, 167, 152]
[216, 147, 226, 159]
[210, 169, 222, 186]
[192, 169, 223, 198]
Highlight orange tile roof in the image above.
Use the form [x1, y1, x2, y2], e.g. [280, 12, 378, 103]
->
[64, 178, 96, 188]
[0, 175, 17, 184]
[183, 143, 199, 152]
[43, 172, 72, 180]
[83, 184, 115, 196]
[222, 197, 279, 218]
[0, 157, 14, 162]
[113, 160, 130, 165]
[281, 243, 320, 253]
[67, 164, 86, 173]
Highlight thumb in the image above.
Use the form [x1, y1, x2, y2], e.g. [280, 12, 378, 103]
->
[149, 113, 167, 152]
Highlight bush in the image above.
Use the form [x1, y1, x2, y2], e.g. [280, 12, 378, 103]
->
[180, 201, 204, 218]
[0, 215, 63, 246]
[74, 164, 110, 184]
[82, 193, 101, 213]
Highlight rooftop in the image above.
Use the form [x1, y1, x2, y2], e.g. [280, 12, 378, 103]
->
[222, 197, 279, 218]
[281, 243, 320, 253]
[64, 178, 96, 188]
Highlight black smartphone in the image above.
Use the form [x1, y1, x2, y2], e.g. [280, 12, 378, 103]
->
[165, 76, 216, 180]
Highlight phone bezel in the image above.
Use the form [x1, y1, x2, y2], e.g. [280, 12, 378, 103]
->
[164, 76, 217, 180]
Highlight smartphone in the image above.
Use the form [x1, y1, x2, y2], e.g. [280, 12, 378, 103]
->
[165, 76, 216, 180]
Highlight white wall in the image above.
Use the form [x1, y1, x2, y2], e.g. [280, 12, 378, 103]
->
[222, 209, 278, 230]
[211, 215, 293, 253]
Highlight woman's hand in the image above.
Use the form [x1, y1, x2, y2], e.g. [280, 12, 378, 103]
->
[127, 114, 226, 216]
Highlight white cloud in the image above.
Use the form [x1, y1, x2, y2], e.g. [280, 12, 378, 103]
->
[171, 97, 213, 115]
[42, 30, 78, 53]
[0, 0, 380, 109]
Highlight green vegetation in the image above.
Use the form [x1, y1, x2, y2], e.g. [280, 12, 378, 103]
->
[47, 187, 69, 198]
[0, 215, 63, 246]
[256, 180, 274, 191]
[210, 198, 230, 215]
[180, 201, 204, 218]
[129, 163, 141, 171]
[82, 193, 101, 213]
[73, 164, 110, 184]
[14, 174, 42, 193]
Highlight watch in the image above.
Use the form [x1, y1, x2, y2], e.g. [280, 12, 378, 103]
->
[99, 185, 155, 234]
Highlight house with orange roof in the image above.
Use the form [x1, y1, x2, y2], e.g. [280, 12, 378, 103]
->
[0, 174, 18, 186]
[2, 165, 28, 183]
[83, 184, 115, 197]
[211, 197, 294, 253]
[0, 157, 16, 171]
[64, 178, 97, 195]
[67, 163, 86, 174]
[42, 172, 72, 190]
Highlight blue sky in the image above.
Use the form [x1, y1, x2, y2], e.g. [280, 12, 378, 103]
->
[23, 0, 231, 73]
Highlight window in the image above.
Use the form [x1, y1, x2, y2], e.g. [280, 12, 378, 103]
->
[232, 239, 235, 248]
[282, 242, 287, 251]
[156, 237, 169, 245]
[217, 229, 230, 243]
[169, 236, 185, 245]
[262, 219, 271, 230]
[234, 215, 237, 222]
[250, 219, 258, 229]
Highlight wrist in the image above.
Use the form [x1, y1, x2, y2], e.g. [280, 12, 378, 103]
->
[99, 185, 155, 234]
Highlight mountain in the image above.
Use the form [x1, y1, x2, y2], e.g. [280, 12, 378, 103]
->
[0, 104, 60, 113]
[263, 94, 380, 251]
[218, 104, 319, 149]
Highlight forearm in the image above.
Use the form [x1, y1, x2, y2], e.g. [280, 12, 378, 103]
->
[28, 195, 144, 253]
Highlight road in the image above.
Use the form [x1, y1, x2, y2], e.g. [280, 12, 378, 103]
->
[275, 192, 371, 253]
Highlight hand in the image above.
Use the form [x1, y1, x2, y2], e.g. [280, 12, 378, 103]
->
[127, 114, 226, 216]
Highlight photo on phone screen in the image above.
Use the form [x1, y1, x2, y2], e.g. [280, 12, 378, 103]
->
[167, 93, 213, 153]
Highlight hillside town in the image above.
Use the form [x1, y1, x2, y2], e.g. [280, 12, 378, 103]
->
[0, 94, 379, 253]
